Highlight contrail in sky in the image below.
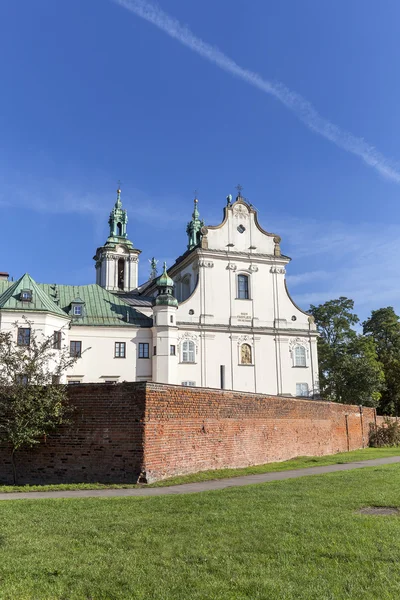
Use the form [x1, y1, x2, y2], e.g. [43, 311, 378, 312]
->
[113, 0, 400, 183]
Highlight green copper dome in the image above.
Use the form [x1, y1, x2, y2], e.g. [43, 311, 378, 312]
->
[153, 262, 178, 308]
[156, 262, 174, 288]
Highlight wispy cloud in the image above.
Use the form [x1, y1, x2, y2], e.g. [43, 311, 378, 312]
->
[113, 0, 400, 184]
[0, 173, 186, 227]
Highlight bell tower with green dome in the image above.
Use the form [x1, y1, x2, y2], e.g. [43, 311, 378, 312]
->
[151, 262, 178, 384]
[93, 187, 141, 292]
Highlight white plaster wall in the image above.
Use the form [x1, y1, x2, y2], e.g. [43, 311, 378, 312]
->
[66, 325, 152, 383]
[0, 311, 70, 381]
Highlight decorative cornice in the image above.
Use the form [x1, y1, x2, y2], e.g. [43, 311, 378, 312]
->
[289, 337, 310, 356]
[270, 266, 286, 274]
[198, 260, 214, 268]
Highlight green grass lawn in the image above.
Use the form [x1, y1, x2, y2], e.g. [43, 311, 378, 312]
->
[0, 446, 399, 493]
[1, 464, 400, 599]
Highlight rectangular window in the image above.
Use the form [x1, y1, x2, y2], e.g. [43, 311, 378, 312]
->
[17, 327, 31, 347]
[68, 380, 81, 385]
[52, 375, 61, 385]
[73, 305, 83, 316]
[153, 346, 157, 356]
[170, 345, 176, 356]
[70, 341, 82, 357]
[182, 381, 196, 387]
[115, 342, 126, 358]
[53, 330, 62, 350]
[20, 289, 32, 302]
[296, 383, 309, 397]
[16, 375, 28, 385]
[237, 274, 249, 299]
[138, 343, 149, 358]
[170, 315, 174, 324]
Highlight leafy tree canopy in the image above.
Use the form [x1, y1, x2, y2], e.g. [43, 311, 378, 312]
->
[0, 319, 83, 483]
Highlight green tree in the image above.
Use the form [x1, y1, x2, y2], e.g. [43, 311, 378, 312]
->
[309, 297, 384, 407]
[363, 307, 400, 415]
[0, 319, 82, 483]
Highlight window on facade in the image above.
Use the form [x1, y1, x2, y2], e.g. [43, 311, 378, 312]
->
[68, 380, 81, 385]
[53, 330, 62, 350]
[73, 305, 83, 316]
[70, 341, 82, 357]
[296, 383, 309, 397]
[118, 258, 125, 290]
[153, 346, 157, 356]
[138, 343, 149, 358]
[182, 340, 195, 363]
[17, 327, 31, 347]
[20, 289, 32, 302]
[115, 342, 126, 358]
[182, 381, 196, 387]
[170, 345, 176, 356]
[117, 222, 122, 236]
[294, 345, 306, 367]
[170, 315, 174, 324]
[52, 375, 61, 385]
[240, 343, 252, 365]
[181, 276, 191, 302]
[16, 374, 28, 385]
[237, 274, 249, 299]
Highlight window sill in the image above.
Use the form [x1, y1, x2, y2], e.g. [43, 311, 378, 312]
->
[238, 363, 254, 367]
[138, 357, 150, 360]
[114, 356, 126, 359]
[235, 298, 251, 301]
[293, 365, 308, 368]
[180, 362, 197, 365]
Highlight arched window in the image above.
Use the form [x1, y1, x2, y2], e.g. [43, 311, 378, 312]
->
[294, 345, 306, 367]
[241, 343, 252, 365]
[118, 258, 125, 290]
[181, 275, 191, 302]
[117, 222, 122, 236]
[182, 340, 195, 363]
[237, 274, 249, 299]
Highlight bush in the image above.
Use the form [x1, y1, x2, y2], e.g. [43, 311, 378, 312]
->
[369, 418, 400, 447]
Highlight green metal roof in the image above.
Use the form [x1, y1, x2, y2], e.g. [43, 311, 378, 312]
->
[0, 275, 152, 328]
[0, 273, 67, 317]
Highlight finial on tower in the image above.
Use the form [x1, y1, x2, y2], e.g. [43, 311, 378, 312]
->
[116, 182, 122, 207]
[236, 184, 243, 199]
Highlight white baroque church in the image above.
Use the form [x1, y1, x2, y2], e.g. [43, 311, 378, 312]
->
[0, 188, 319, 397]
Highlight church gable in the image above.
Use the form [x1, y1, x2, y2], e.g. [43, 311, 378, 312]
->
[204, 192, 281, 257]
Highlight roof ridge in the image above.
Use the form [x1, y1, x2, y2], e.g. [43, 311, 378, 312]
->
[0, 273, 68, 317]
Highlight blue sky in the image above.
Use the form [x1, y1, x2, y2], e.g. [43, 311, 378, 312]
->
[1, 0, 400, 320]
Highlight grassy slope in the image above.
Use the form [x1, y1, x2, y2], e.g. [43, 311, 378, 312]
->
[0, 447, 399, 492]
[1, 464, 400, 599]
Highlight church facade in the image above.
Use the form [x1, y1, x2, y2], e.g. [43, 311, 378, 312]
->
[0, 188, 319, 397]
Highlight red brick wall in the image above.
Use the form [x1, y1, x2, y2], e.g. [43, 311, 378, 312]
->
[0, 382, 377, 485]
[0, 383, 146, 485]
[143, 384, 376, 482]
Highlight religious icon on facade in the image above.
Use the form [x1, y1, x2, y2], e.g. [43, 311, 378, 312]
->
[241, 343, 252, 365]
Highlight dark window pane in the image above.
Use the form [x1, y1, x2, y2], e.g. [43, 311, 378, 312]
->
[70, 341, 82, 357]
[53, 330, 62, 350]
[138, 343, 149, 358]
[115, 342, 126, 358]
[17, 328, 30, 346]
[238, 275, 249, 299]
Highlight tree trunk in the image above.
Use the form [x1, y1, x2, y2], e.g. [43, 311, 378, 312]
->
[11, 449, 17, 485]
